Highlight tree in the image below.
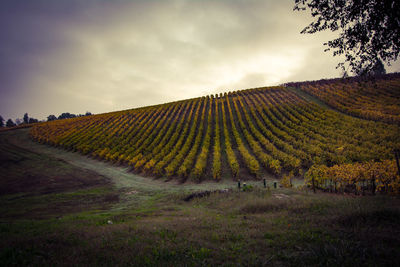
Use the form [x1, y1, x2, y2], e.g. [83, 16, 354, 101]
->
[6, 119, 16, 127]
[370, 59, 386, 76]
[47, 115, 57, 121]
[0, 116, 4, 127]
[358, 59, 386, 77]
[28, 118, 38, 124]
[58, 113, 76, 120]
[23, 113, 29, 124]
[294, 0, 400, 75]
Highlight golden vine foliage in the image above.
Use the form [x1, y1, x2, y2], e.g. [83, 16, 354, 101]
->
[29, 77, 400, 182]
[305, 160, 400, 194]
[288, 74, 400, 125]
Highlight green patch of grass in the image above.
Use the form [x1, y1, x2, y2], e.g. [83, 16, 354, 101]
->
[0, 186, 118, 220]
[2, 130, 400, 265]
[240, 198, 290, 213]
[1, 189, 400, 266]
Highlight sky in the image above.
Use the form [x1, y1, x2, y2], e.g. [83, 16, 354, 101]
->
[1, 0, 399, 121]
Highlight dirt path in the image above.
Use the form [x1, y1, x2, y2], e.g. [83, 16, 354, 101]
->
[3, 129, 273, 195]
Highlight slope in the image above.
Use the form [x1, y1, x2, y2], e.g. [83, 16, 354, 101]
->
[29, 85, 400, 182]
[286, 73, 400, 124]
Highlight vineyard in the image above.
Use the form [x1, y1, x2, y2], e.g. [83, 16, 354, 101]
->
[287, 73, 400, 125]
[30, 83, 400, 188]
[305, 160, 400, 195]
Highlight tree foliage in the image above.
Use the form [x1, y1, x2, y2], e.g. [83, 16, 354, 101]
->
[29, 118, 39, 124]
[6, 119, 16, 127]
[305, 160, 400, 194]
[47, 115, 57, 121]
[0, 116, 4, 127]
[294, 0, 400, 75]
[369, 59, 386, 76]
[47, 112, 92, 121]
[58, 113, 76, 120]
[23, 113, 29, 124]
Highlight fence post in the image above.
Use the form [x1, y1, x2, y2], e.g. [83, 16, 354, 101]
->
[362, 180, 365, 196]
[238, 179, 241, 190]
[263, 178, 266, 188]
[312, 177, 316, 193]
[394, 149, 400, 176]
[372, 175, 376, 195]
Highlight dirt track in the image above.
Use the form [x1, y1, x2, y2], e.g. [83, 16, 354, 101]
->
[1, 129, 274, 196]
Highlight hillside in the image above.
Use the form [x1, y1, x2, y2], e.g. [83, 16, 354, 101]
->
[30, 83, 400, 183]
[2, 128, 400, 266]
[3, 77, 400, 266]
[287, 73, 400, 124]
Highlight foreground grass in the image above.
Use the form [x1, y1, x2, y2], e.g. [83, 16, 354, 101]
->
[1, 188, 399, 266]
[1, 129, 400, 266]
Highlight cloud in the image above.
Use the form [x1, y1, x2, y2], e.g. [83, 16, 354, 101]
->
[1, 0, 397, 120]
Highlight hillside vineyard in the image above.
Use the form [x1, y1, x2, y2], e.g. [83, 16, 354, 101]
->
[287, 74, 400, 125]
[30, 86, 400, 181]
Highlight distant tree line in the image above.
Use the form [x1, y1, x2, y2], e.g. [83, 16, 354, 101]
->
[0, 113, 39, 128]
[47, 111, 92, 121]
[0, 111, 92, 128]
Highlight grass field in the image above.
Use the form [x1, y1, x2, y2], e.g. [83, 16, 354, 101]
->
[1, 129, 400, 266]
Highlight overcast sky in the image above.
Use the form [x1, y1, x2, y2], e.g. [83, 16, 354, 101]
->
[1, 0, 399, 121]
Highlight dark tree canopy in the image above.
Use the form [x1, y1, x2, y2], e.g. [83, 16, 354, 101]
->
[370, 59, 386, 76]
[0, 116, 4, 127]
[6, 119, 16, 127]
[23, 113, 29, 124]
[28, 118, 39, 124]
[47, 112, 91, 122]
[47, 115, 57, 121]
[294, 0, 400, 75]
[58, 113, 76, 120]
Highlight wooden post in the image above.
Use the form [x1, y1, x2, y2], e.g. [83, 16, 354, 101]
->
[372, 176, 376, 195]
[394, 149, 400, 176]
[274, 182, 277, 189]
[238, 179, 241, 189]
[312, 177, 316, 193]
[263, 178, 266, 188]
[362, 180, 365, 196]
